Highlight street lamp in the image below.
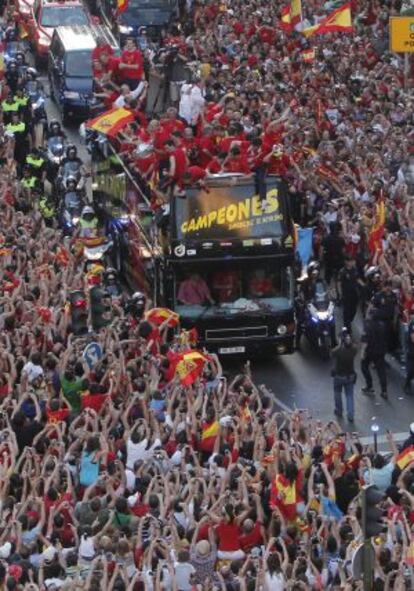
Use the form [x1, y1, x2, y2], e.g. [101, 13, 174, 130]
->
[371, 423, 379, 453]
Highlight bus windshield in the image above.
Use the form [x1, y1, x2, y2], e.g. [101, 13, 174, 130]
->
[174, 259, 293, 320]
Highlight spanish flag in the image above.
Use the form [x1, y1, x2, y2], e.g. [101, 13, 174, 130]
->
[85, 107, 134, 137]
[55, 246, 70, 267]
[241, 405, 252, 423]
[301, 48, 315, 63]
[406, 536, 414, 566]
[179, 327, 199, 347]
[303, 2, 353, 37]
[368, 198, 385, 256]
[19, 22, 29, 40]
[200, 419, 219, 453]
[315, 164, 339, 183]
[145, 307, 180, 328]
[117, 0, 128, 13]
[280, 0, 302, 31]
[175, 350, 208, 386]
[270, 474, 299, 521]
[396, 445, 414, 471]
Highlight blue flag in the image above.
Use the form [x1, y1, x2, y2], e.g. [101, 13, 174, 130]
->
[297, 227, 313, 266]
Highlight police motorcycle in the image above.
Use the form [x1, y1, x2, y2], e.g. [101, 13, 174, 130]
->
[123, 291, 146, 322]
[59, 176, 86, 235]
[25, 68, 47, 146]
[305, 281, 336, 358]
[297, 262, 336, 359]
[46, 120, 66, 180]
[57, 144, 87, 194]
[92, 190, 130, 274]
[15, 51, 28, 80]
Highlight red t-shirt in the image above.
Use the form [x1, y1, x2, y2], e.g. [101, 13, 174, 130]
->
[187, 165, 206, 183]
[120, 48, 144, 80]
[239, 521, 263, 552]
[198, 136, 216, 167]
[206, 157, 222, 174]
[216, 521, 242, 551]
[223, 156, 251, 174]
[171, 147, 187, 180]
[161, 118, 185, 136]
[47, 407, 70, 424]
[134, 153, 157, 176]
[81, 393, 109, 413]
[92, 44, 114, 63]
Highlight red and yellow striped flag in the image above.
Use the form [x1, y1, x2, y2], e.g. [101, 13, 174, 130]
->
[368, 198, 385, 256]
[396, 445, 414, 470]
[145, 307, 180, 328]
[175, 350, 208, 385]
[85, 107, 134, 137]
[315, 164, 339, 183]
[303, 2, 353, 37]
[406, 536, 414, 566]
[201, 420, 219, 441]
[117, 0, 128, 13]
[19, 22, 29, 40]
[301, 48, 315, 62]
[280, 0, 302, 31]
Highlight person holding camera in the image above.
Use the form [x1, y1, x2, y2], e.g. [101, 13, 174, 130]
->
[331, 328, 357, 422]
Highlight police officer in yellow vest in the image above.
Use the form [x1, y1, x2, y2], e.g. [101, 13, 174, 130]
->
[20, 168, 38, 189]
[78, 206, 99, 238]
[38, 194, 56, 226]
[1, 92, 20, 125]
[6, 112, 30, 169]
[14, 87, 30, 125]
[26, 148, 46, 182]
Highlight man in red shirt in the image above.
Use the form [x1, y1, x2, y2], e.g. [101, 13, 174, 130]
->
[165, 140, 189, 194]
[223, 146, 252, 175]
[118, 37, 144, 90]
[160, 107, 185, 136]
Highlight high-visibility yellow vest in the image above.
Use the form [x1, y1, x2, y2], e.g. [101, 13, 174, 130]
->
[21, 176, 37, 189]
[79, 218, 98, 230]
[6, 122, 26, 134]
[1, 100, 19, 113]
[26, 155, 45, 168]
[14, 95, 29, 108]
[39, 198, 55, 219]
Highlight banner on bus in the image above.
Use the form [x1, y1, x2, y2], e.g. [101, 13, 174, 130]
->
[174, 180, 286, 242]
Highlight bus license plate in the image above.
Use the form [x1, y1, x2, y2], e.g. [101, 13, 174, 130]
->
[219, 346, 245, 354]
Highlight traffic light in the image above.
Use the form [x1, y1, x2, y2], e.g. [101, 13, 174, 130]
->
[90, 286, 112, 331]
[69, 290, 88, 336]
[360, 484, 385, 539]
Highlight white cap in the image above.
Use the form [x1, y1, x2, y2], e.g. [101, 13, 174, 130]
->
[0, 542, 11, 558]
[171, 450, 182, 466]
[42, 546, 57, 562]
[410, 423, 414, 435]
[219, 416, 232, 427]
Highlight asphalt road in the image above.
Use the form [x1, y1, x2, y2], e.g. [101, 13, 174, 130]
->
[41, 70, 413, 444]
[251, 313, 413, 443]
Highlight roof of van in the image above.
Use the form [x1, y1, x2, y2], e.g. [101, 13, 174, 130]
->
[53, 24, 119, 51]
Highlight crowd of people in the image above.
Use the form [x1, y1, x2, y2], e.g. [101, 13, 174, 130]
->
[0, 0, 413, 589]
[92, 0, 414, 387]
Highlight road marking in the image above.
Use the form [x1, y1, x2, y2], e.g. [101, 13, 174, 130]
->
[260, 384, 410, 444]
[259, 385, 294, 413]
